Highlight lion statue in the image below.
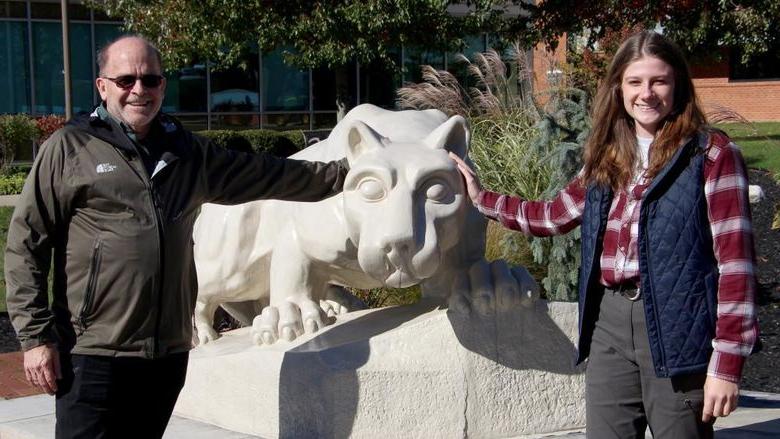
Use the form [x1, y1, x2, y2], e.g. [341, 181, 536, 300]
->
[192, 104, 538, 346]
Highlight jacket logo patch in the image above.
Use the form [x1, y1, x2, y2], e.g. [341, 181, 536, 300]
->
[96, 163, 118, 174]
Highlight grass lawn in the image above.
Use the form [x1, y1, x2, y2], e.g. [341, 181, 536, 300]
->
[716, 122, 780, 176]
[0, 206, 14, 313]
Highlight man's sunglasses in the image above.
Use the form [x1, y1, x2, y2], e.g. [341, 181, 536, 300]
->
[102, 74, 164, 90]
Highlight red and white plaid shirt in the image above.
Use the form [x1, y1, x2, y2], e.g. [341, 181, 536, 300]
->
[475, 132, 758, 382]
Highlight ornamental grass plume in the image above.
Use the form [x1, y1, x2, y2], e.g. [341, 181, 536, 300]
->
[396, 43, 537, 119]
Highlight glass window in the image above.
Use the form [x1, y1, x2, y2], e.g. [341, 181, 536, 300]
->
[211, 114, 260, 131]
[447, 34, 488, 91]
[730, 48, 780, 80]
[0, 20, 31, 113]
[487, 34, 513, 57]
[312, 112, 337, 130]
[174, 115, 208, 133]
[30, 2, 59, 19]
[92, 7, 117, 22]
[94, 23, 123, 53]
[263, 47, 309, 111]
[359, 50, 401, 109]
[70, 23, 93, 114]
[263, 113, 309, 130]
[450, 34, 486, 62]
[29, 2, 90, 20]
[162, 63, 207, 113]
[31, 22, 93, 115]
[312, 62, 356, 111]
[32, 22, 64, 114]
[211, 52, 260, 113]
[403, 47, 444, 84]
[0, 1, 26, 18]
[68, 4, 91, 20]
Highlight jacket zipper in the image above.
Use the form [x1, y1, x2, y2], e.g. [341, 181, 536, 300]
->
[77, 239, 103, 332]
[124, 151, 165, 358]
[149, 178, 166, 358]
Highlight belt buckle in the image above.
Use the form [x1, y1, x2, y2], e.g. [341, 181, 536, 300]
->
[618, 284, 641, 301]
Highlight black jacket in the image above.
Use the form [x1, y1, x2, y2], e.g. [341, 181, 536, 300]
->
[5, 109, 348, 358]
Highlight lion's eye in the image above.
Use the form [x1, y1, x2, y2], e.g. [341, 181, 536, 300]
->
[358, 178, 386, 202]
[424, 181, 453, 203]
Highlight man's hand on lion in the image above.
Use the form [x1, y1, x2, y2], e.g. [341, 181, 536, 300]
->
[449, 259, 539, 314]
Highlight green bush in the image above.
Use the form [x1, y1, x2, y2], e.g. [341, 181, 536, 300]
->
[0, 115, 40, 170]
[0, 171, 27, 195]
[197, 129, 305, 158]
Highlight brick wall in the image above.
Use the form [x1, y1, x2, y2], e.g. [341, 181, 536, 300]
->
[691, 59, 780, 122]
[532, 37, 567, 106]
[531, 37, 780, 122]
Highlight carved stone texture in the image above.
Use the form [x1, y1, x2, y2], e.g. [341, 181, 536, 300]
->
[192, 104, 539, 346]
[174, 301, 586, 438]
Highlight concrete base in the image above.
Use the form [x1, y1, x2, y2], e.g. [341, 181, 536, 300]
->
[174, 300, 585, 438]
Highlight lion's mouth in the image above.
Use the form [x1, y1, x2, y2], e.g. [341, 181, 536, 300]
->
[382, 254, 420, 288]
[383, 268, 419, 288]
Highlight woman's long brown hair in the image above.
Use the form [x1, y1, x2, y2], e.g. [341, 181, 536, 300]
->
[582, 31, 707, 190]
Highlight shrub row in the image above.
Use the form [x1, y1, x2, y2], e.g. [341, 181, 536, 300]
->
[0, 171, 28, 195]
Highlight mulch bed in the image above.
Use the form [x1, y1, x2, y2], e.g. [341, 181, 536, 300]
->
[0, 170, 778, 392]
[0, 312, 21, 354]
[742, 170, 780, 393]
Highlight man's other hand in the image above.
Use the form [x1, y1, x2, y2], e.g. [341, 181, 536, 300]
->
[23, 343, 61, 395]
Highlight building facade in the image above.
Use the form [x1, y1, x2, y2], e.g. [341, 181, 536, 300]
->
[691, 50, 780, 122]
[1, 0, 504, 133]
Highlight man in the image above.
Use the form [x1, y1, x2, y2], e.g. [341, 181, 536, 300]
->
[5, 35, 348, 438]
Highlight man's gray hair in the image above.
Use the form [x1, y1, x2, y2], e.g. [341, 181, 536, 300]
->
[96, 35, 163, 76]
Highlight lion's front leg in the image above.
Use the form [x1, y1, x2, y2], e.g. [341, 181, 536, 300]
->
[251, 242, 333, 345]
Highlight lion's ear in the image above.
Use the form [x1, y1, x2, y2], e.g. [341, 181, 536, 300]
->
[340, 120, 385, 164]
[424, 115, 469, 159]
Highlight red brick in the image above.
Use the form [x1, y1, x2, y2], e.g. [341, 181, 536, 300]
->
[0, 351, 43, 399]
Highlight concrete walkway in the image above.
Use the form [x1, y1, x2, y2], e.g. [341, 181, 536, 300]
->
[1, 391, 778, 438]
[0, 195, 19, 207]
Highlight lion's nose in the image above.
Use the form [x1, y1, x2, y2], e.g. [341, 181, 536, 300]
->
[384, 242, 410, 257]
[382, 228, 414, 264]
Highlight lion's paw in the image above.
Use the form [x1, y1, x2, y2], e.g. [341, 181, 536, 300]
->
[195, 326, 219, 346]
[252, 296, 335, 345]
[448, 259, 539, 315]
[319, 285, 366, 317]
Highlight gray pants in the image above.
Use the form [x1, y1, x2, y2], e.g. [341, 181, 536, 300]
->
[585, 288, 715, 438]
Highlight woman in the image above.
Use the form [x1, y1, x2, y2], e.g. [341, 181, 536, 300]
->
[451, 31, 759, 438]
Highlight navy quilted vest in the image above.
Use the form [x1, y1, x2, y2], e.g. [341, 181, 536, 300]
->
[576, 133, 718, 378]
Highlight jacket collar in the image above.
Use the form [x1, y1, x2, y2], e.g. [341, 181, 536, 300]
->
[67, 105, 191, 163]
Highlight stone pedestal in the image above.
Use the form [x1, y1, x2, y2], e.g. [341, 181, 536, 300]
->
[174, 300, 585, 438]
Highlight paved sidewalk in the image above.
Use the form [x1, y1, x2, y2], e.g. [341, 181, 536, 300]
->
[1, 389, 778, 438]
[0, 194, 19, 207]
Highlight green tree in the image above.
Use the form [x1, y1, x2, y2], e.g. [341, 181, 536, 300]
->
[87, 0, 506, 118]
[511, 0, 780, 64]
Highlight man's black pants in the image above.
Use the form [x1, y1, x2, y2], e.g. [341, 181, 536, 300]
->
[55, 352, 189, 439]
